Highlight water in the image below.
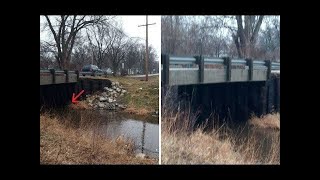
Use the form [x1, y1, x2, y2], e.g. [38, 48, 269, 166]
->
[66, 109, 159, 158]
[100, 118, 159, 157]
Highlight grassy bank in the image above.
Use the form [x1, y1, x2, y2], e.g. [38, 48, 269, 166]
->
[106, 76, 159, 115]
[161, 110, 280, 164]
[80, 76, 159, 115]
[40, 112, 157, 164]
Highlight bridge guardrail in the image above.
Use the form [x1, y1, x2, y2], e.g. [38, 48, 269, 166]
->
[167, 56, 279, 70]
[161, 54, 280, 85]
[204, 58, 224, 64]
[170, 56, 197, 64]
[40, 70, 106, 85]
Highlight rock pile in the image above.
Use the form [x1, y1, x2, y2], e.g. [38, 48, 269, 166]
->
[85, 81, 127, 110]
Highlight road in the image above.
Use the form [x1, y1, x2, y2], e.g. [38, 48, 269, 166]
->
[127, 73, 159, 78]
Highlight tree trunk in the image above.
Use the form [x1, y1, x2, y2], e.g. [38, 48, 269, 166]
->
[234, 15, 264, 59]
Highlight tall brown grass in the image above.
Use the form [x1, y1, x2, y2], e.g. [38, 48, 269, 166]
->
[40, 112, 157, 164]
[249, 113, 280, 130]
[161, 87, 280, 164]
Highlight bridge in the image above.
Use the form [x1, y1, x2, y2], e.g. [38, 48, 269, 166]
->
[40, 70, 111, 106]
[161, 54, 280, 124]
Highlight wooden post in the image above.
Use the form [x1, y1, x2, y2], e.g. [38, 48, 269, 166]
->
[259, 83, 267, 116]
[145, 16, 149, 81]
[196, 55, 204, 83]
[162, 54, 169, 86]
[265, 60, 271, 80]
[248, 83, 254, 116]
[246, 58, 253, 81]
[98, 80, 102, 90]
[75, 70, 79, 81]
[275, 77, 280, 112]
[243, 83, 249, 122]
[50, 69, 55, 84]
[64, 70, 69, 83]
[90, 80, 93, 94]
[223, 57, 231, 81]
[266, 79, 273, 113]
[225, 85, 232, 122]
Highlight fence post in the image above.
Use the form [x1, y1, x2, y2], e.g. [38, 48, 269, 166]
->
[195, 55, 204, 83]
[246, 58, 253, 81]
[162, 54, 169, 86]
[223, 57, 231, 81]
[50, 69, 55, 84]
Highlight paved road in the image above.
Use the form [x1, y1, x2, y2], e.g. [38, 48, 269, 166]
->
[271, 70, 280, 74]
[127, 73, 159, 78]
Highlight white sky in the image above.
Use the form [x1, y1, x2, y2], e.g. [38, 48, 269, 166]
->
[40, 15, 161, 61]
[40, 15, 277, 62]
[119, 15, 161, 61]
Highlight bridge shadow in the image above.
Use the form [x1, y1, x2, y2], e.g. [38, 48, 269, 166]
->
[162, 77, 280, 130]
[40, 83, 76, 108]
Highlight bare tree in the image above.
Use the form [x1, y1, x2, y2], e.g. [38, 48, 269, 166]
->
[70, 44, 91, 71]
[161, 15, 275, 60]
[86, 23, 113, 69]
[258, 16, 280, 61]
[131, 44, 147, 74]
[125, 43, 141, 72]
[232, 15, 264, 58]
[105, 27, 130, 75]
[43, 15, 108, 69]
[147, 46, 158, 73]
[40, 42, 50, 69]
[161, 16, 186, 55]
[40, 41, 57, 69]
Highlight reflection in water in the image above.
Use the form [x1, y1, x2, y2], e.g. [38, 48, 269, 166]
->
[100, 119, 159, 157]
[44, 108, 160, 158]
[141, 121, 146, 154]
[71, 110, 159, 158]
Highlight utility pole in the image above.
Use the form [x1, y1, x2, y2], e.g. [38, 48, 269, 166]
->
[138, 15, 156, 81]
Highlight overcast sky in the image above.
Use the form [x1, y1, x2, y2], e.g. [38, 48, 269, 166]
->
[119, 15, 161, 61]
[40, 15, 161, 61]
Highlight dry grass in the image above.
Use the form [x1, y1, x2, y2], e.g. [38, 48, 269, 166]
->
[161, 114, 280, 164]
[162, 129, 243, 164]
[68, 101, 90, 110]
[161, 89, 279, 164]
[249, 113, 280, 130]
[124, 107, 150, 115]
[40, 113, 157, 164]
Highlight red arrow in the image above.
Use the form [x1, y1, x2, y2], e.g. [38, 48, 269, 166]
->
[72, 90, 85, 104]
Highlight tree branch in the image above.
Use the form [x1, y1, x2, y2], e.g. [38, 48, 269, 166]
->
[251, 15, 264, 43]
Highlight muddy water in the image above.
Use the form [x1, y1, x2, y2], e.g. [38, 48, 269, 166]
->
[66, 109, 159, 158]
